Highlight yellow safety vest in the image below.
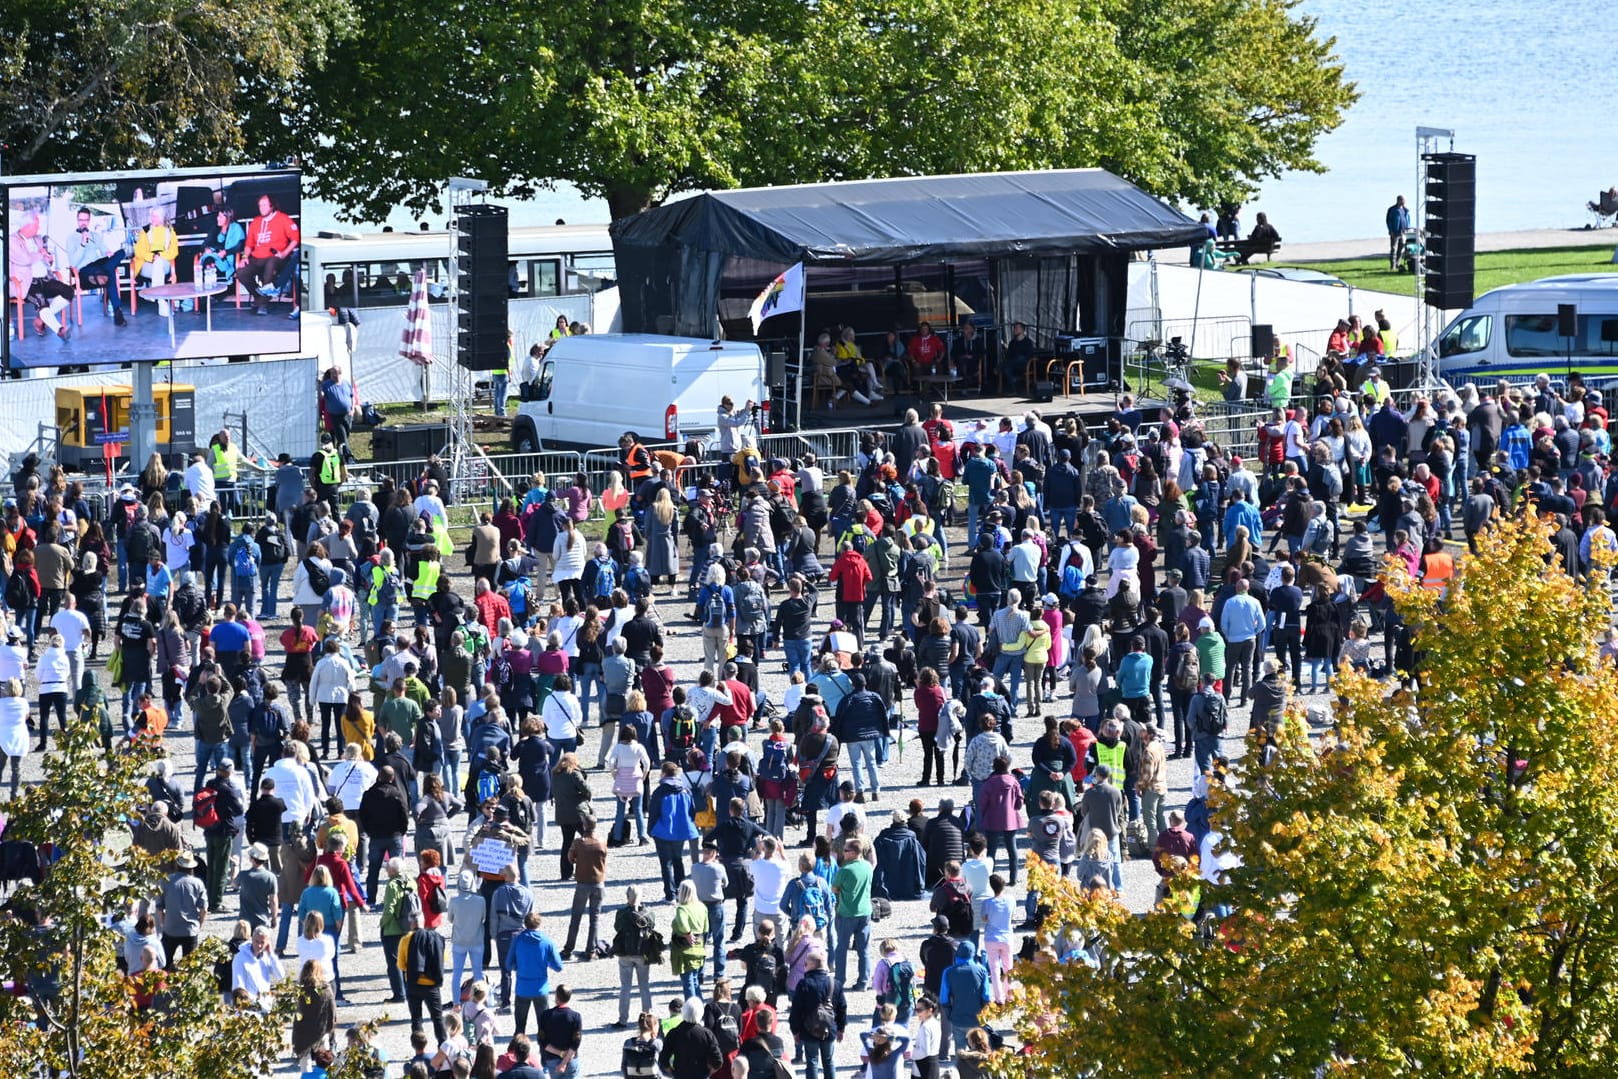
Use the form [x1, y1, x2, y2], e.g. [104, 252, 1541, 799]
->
[317, 450, 342, 487]
[212, 444, 238, 482]
[431, 518, 454, 557]
[1379, 329, 1398, 355]
[411, 559, 440, 601]
[1095, 740, 1126, 783]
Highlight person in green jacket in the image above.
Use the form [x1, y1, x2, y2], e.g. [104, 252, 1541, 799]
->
[670, 879, 710, 1001]
[379, 857, 416, 1003]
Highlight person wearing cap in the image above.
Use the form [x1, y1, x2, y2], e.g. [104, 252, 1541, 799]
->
[157, 849, 210, 962]
[196, 755, 247, 907]
[234, 839, 278, 933]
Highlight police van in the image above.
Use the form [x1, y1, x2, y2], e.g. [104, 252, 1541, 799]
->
[1434, 274, 1618, 385]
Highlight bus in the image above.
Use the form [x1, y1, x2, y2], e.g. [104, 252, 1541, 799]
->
[299, 223, 616, 313]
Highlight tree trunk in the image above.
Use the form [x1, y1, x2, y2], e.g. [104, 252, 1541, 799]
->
[606, 184, 657, 221]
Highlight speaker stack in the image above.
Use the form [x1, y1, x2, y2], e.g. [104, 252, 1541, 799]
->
[1423, 152, 1476, 311]
[455, 203, 509, 371]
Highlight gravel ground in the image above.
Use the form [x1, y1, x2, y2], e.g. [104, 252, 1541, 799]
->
[14, 515, 1324, 1077]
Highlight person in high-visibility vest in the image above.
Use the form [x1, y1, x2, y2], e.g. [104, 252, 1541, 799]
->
[311, 433, 347, 508]
[1419, 537, 1455, 599]
[409, 549, 440, 627]
[619, 432, 655, 489]
[491, 333, 512, 419]
[209, 430, 268, 515]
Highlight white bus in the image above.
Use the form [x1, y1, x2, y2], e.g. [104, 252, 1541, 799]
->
[1435, 274, 1618, 384]
[300, 222, 615, 312]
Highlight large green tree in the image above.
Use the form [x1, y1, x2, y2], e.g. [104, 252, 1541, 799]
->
[989, 515, 1618, 1077]
[0, 0, 354, 176]
[279, 0, 1354, 221]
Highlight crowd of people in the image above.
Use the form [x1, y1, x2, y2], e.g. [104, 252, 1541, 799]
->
[0, 357, 1605, 1078]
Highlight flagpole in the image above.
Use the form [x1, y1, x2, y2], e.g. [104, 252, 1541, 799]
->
[795, 303, 806, 431]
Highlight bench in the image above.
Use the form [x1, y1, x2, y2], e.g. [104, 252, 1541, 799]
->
[1216, 238, 1282, 265]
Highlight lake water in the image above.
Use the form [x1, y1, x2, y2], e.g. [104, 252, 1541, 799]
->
[307, 0, 1618, 243]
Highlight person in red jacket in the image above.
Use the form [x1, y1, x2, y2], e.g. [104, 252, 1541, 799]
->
[828, 542, 873, 646]
[907, 321, 946, 375]
[241, 194, 301, 317]
[307, 833, 368, 910]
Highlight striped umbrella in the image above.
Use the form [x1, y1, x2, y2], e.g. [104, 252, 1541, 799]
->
[399, 268, 434, 366]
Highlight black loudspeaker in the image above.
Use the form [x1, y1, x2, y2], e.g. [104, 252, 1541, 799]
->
[1031, 380, 1055, 403]
[373, 423, 452, 461]
[1251, 324, 1275, 359]
[456, 203, 509, 371]
[1424, 151, 1476, 310]
[1559, 304, 1578, 338]
[767, 350, 786, 385]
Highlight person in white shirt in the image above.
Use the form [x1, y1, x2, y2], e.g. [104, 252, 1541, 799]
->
[909, 997, 942, 1077]
[747, 835, 790, 935]
[231, 926, 285, 1006]
[263, 745, 320, 829]
[163, 512, 195, 572]
[49, 594, 90, 692]
[825, 781, 867, 840]
[0, 627, 29, 683]
[326, 743, 378, 813]
[413, 482, 448, 527]
[540, 672, 584, 751]
[958, 834, 994, 937]
[1200, 826, 1243, 886]
[1053, 537, 1094, 587]
[183, 453, 216, 507]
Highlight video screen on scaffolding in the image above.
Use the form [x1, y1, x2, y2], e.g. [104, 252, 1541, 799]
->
[3, 168, 302, 369]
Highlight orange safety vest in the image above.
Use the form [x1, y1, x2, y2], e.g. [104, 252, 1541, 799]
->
[625, 443, 654, 482]
[1421, 550, 1455, 595]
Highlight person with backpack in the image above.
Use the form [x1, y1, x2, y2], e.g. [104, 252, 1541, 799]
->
[197, 759, 246, 909]
[659, 997, 724, 1079]
[732, 918, 788, 1011]
[612, 884, 659, 1026]
[581, 542, 619, 606]
[694, 565, 736, 677]
[755, 720, 796, 840]
[226, 522, 262, 617]
[789, 952, 846, 1079]
[1186, 670, 1229, 774]
[253, 512, 290, 620]
[871, 939, 917, 1026]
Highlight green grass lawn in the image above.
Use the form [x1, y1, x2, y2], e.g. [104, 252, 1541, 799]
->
[1279, 244, 1617, 296]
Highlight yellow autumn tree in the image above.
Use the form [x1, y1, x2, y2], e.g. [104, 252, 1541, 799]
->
[0, 718, 290, 1079]
[990, 514, 1618, 1077]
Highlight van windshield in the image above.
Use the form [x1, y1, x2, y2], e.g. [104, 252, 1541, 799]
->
[1439, 315, 1491, 357]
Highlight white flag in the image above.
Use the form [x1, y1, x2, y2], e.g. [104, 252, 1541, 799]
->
[748, 262, 805, 333]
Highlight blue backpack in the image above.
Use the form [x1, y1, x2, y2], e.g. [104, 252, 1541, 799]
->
[591, 558, 617, 599]
[231, 541, 258, 578]
[758, 738, 789, 783]
[475, 768, 503, 805]
[623, 566, 651, 601]
[786, 876, 830, 929]
[506, 576, 531, 617]
[1059, 561, 1084, 598]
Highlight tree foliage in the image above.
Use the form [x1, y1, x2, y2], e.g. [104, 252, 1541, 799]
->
[991, 515, 1618, 1077]
[0, 719, 289, 1079]
[280, 0, 1354, 221]
[0, 0, 354, 175]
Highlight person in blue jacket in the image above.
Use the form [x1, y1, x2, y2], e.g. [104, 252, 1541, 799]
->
[507, 908, 563, 1038]
[1222, 489, 1263, 552]
[647, 761, 700, 901]
[939, 939, 991, 1059]
[872, 811, 927, 901]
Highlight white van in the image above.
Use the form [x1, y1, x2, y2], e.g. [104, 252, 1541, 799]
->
[511, 334, 768, 451]
[1434, 274, 1618, 384]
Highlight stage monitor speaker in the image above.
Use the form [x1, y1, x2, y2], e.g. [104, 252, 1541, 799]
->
[1031, 380, 1055, 404]
[1251, 324, 1275, 359]
[1559, 303, 1578, 338]
[373, 423, 452, 461]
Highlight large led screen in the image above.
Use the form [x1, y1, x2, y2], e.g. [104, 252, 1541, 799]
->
[4, 169, 302, 368]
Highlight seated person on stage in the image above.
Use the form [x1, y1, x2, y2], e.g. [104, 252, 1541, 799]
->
[199, 207, 246, 284]
[811, 331, 842, 398]
[133, 206, 180, 316]
[880, 329, 912, 395]
[272, 244, 303, 319]
[9, 214, 76, 341]
[952, 322, 986, 388]
[835, 326, 883, 404]
[1356, 326, 1385, 360]
[240, 194, 301, 317]
[67, 207, 129, 328]
[1001, 321, 1036, 392]
[906, 320, 946, 382]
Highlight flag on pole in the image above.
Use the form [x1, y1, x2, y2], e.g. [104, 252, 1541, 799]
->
[748, 262, 805, 333]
